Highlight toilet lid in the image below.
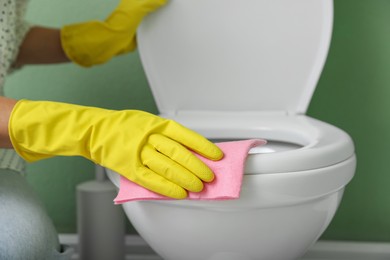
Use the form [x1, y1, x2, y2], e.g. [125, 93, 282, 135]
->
[137, 0, 333, 115]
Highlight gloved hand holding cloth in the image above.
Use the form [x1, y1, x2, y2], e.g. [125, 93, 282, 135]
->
[61, 0, 167, 67]
[8, 100, 223, 199]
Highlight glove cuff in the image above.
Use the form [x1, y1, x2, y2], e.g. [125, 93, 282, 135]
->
[9, 100, 54, 162]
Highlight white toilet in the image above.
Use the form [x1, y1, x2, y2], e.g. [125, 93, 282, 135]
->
[107, 0, 356, 259]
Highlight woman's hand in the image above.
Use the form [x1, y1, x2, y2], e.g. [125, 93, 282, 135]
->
[9, 99, 223, 199]
[61, 0, 167, 67]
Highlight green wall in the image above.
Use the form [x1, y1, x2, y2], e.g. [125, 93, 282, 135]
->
[5, 0, 390, 241]
[309, 1, 390, 241]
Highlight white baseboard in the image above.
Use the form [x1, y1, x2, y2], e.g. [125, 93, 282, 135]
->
[59, 234, 162, 260]
[59, 234, 390, 260]
[303, 240, 390, 260]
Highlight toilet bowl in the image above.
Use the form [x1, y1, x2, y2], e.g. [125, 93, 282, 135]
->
[107, 0, 356, 259]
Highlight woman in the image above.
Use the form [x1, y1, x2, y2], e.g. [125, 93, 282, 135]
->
[0, 0, 223, 258]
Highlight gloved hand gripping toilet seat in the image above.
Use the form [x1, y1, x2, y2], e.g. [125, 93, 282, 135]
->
[61, 0, 167, 67]
[9, 100, 223, 199]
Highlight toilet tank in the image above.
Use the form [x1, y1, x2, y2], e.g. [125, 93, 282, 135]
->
[137, 0, 333, 116]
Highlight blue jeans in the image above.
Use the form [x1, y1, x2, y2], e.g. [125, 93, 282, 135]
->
[0, 169, 73, 260]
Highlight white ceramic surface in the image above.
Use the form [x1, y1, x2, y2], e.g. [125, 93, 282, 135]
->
[106, 0, 357, 259]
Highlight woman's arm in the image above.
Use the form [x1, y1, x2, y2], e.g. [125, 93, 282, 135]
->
[14, 27, 70, 67]
[15, 0, 166, 67]
[0, 96, 17, 148]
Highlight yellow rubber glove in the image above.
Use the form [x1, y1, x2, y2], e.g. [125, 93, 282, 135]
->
[9, 100, 223, 199]
[61, 0, 167, 67]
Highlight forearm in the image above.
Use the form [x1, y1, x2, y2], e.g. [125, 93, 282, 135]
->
[0, 97, 17, 148]
[14, 26, 70, 67]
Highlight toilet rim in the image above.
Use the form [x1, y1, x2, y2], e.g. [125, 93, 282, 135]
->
[162, 112, 355, 174]
[107, 113, 355, 187]
[114, 155, 356, 209]
[106, 113, 355, 205]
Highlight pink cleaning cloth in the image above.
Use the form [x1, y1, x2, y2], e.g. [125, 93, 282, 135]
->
[114, 139, 266, 204]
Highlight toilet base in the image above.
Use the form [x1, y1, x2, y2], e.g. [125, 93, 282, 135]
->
[122, 190, 344, 260]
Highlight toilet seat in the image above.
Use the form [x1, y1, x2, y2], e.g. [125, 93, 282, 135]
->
[168, 113, 355, 174]
[145, 112, 356, 206]
[107, 112, 356, 202]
